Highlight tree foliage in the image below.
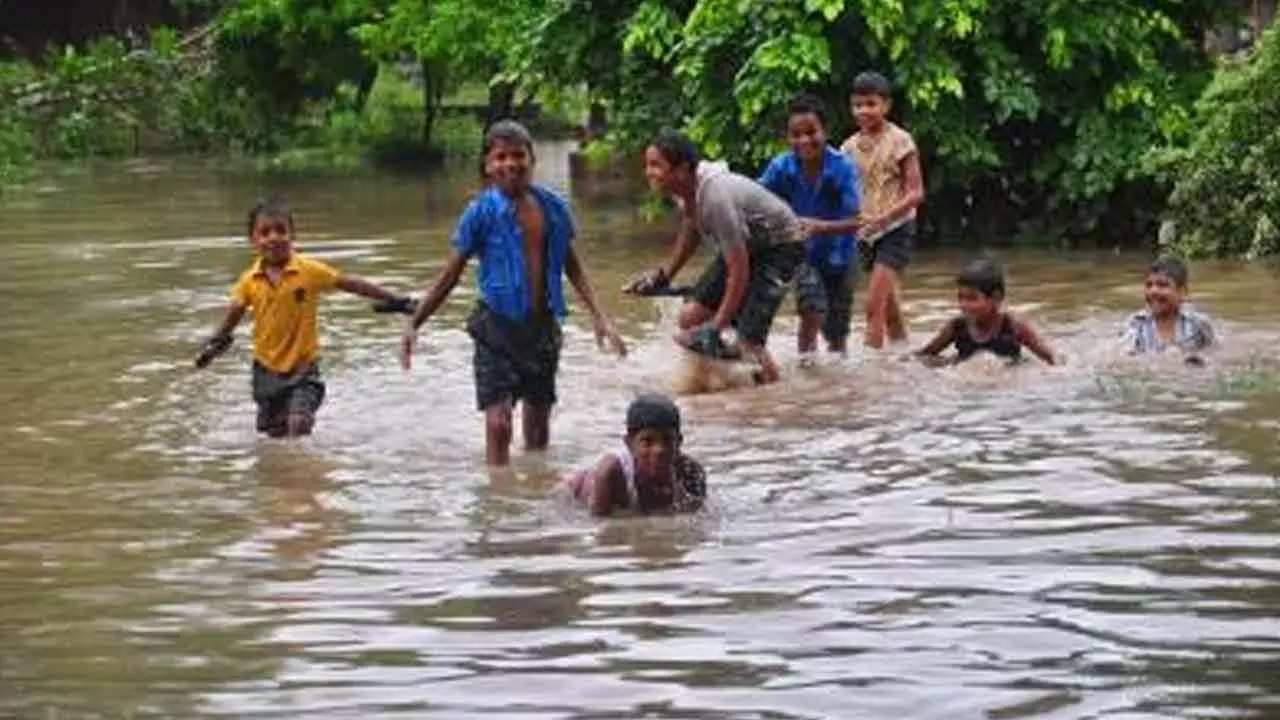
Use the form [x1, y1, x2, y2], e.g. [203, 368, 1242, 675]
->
[1157, 25, 1280, 260]
[508, 0, 1235, 247]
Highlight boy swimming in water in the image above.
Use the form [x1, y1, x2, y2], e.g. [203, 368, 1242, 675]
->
[913, 259, 1057, 366]
[759, 94, 862, 359]
[566, 393, 707, 517]
[399, 120, 627, 467]
[623, 129, 804, 383]
[841, 71, 925, 350]
[195, 197, 413, 438]
[1123, 257, 1215, 361]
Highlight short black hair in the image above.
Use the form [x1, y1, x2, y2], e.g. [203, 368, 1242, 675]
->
[626, 392, 681, 436]
[1147, 257, 1189, 287]
[787, 92, 827, 127]
[648, 128, 700, 171]
[851, 71, 892, 98]
[956, 258, 1006, 298]
[478, 119, 536, 180]
[246, 196, 294, 236]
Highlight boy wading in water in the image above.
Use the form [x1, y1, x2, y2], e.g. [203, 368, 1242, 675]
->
[913, 259, 1057, 367]
[565, 393, 707, 517]
[759, 94, 862, 360]
[196, 198, 412, 438]
[1123, 257, 1216, 364]
[400, 120, 626, 466]
[624, 129, 804, 383]
[841, 71, 925, 350]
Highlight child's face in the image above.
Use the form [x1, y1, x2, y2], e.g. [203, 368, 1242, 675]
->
[957, 285, 1000, 320]
[1144, 272, 1186, 316]
[484, 138, 534, 194]
[251, 213, 293, 267]
[850, 93, 889, 131]
[627, 427, 678, 484]
[643, 146, 690, 197]
[787, 112, 827, 163]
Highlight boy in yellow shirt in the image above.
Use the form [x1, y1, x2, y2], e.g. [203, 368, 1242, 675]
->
[195, 197, 413, 438]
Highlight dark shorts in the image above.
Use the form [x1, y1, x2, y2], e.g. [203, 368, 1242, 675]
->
[690, 241, 804, 345]
[467, 302, 562, 412]
[252, 361, 325, 435]
[795, 263, 857, 343]
[864, 220, 915, 272]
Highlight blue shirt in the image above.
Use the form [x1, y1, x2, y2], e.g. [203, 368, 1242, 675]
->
[452, 183, 575, 321]
[1123, 306, 1216, 354]
[758, 146, 861, 269]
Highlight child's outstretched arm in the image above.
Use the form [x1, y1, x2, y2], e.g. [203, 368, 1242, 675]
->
[1011, 316, 1057, 365]
[565, 243, 627, 357]
[335, 274, 410, 306]
[195, 303, 246, 368]
[623, 212, 698, 293]
[912, 321, 955, 367]
[400, 250, 469, 370]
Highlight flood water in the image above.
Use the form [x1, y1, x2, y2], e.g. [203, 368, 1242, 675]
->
[2, 146, 1280, 719]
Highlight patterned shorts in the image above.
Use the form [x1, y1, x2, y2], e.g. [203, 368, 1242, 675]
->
[690, 242, 804, 344]
[794, 263, 857, 343]
[467, 302, 563, 411]
[251, 361, 326, 435]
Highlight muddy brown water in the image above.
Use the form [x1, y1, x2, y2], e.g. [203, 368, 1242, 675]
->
[2, 145, 1279, 719]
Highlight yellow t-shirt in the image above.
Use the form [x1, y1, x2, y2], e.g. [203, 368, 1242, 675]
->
[841, 122, 918, 242]
[230, 253, 340, 373]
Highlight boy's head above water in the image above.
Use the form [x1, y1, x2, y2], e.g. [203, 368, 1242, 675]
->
[625, 392, 682, 480]
[247, 196, 295, 267]
[643, 128, 700, 197]
[481, 120, 536, 195]
[956, 259, 1006, 319]
[849, 71, 893, 132]
[1144, 257, 1190, 316]
[786, 93, 829, 164]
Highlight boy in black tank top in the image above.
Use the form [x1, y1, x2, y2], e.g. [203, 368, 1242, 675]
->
[912, 259, 1058, 367]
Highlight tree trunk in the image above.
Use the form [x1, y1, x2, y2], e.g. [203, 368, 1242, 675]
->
[486, 81, 515, 127]
[420, 60, 441, 148]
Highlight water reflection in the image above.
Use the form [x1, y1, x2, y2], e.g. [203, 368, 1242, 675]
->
[1, 159, 1279, 719]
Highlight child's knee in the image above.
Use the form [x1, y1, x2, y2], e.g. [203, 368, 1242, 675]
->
[484, 405, 514, 443]
[678, 301, 712, 329]
[286, 412, 314, 437]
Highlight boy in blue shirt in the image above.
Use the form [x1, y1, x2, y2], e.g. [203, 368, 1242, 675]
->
[399, 120, 627, 466]
[759, 94, 862, 358]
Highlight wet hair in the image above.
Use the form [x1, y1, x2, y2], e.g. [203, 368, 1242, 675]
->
[851, 71, 893, 99]
[626, 392, 682, 437]
[787, 93, 827, 127]
[956, 259, 1006, 299]
[479, 119, 536, 179]
[246, 196, 294, 236]
[1147, 257, 1189, 287]
[647, 128, 700, 171]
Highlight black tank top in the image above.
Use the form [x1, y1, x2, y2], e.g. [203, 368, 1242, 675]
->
[951, 314, 1022, 362]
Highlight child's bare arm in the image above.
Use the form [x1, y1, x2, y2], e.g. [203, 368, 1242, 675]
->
[915, 322, 954, 358]
[407, 251, 469, 332]
[566, 242, 626, 356]
[588, 454, 626, 518]
[1012, 315, 1057, 365]
[871, 152, 925, 231]
[335, 274, 404, 303]
[195, 303, 246, 368]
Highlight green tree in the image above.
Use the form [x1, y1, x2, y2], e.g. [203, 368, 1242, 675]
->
[1157, 25, 1280, 260]
[524, 0, 1236, 248]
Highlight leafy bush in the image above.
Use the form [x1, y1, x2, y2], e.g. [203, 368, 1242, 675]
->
[1156, 25, 1280, 260]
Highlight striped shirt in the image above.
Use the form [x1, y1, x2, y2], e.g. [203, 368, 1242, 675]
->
[1123, 306, 1216, 354]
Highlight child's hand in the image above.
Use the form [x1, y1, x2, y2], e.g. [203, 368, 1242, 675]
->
[797, 217, 825, 238]
[593, 316, 628, 358]
[622, 267, 669, 295]
[194, 333, 233, 369]
[372, 296, 417, 315]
